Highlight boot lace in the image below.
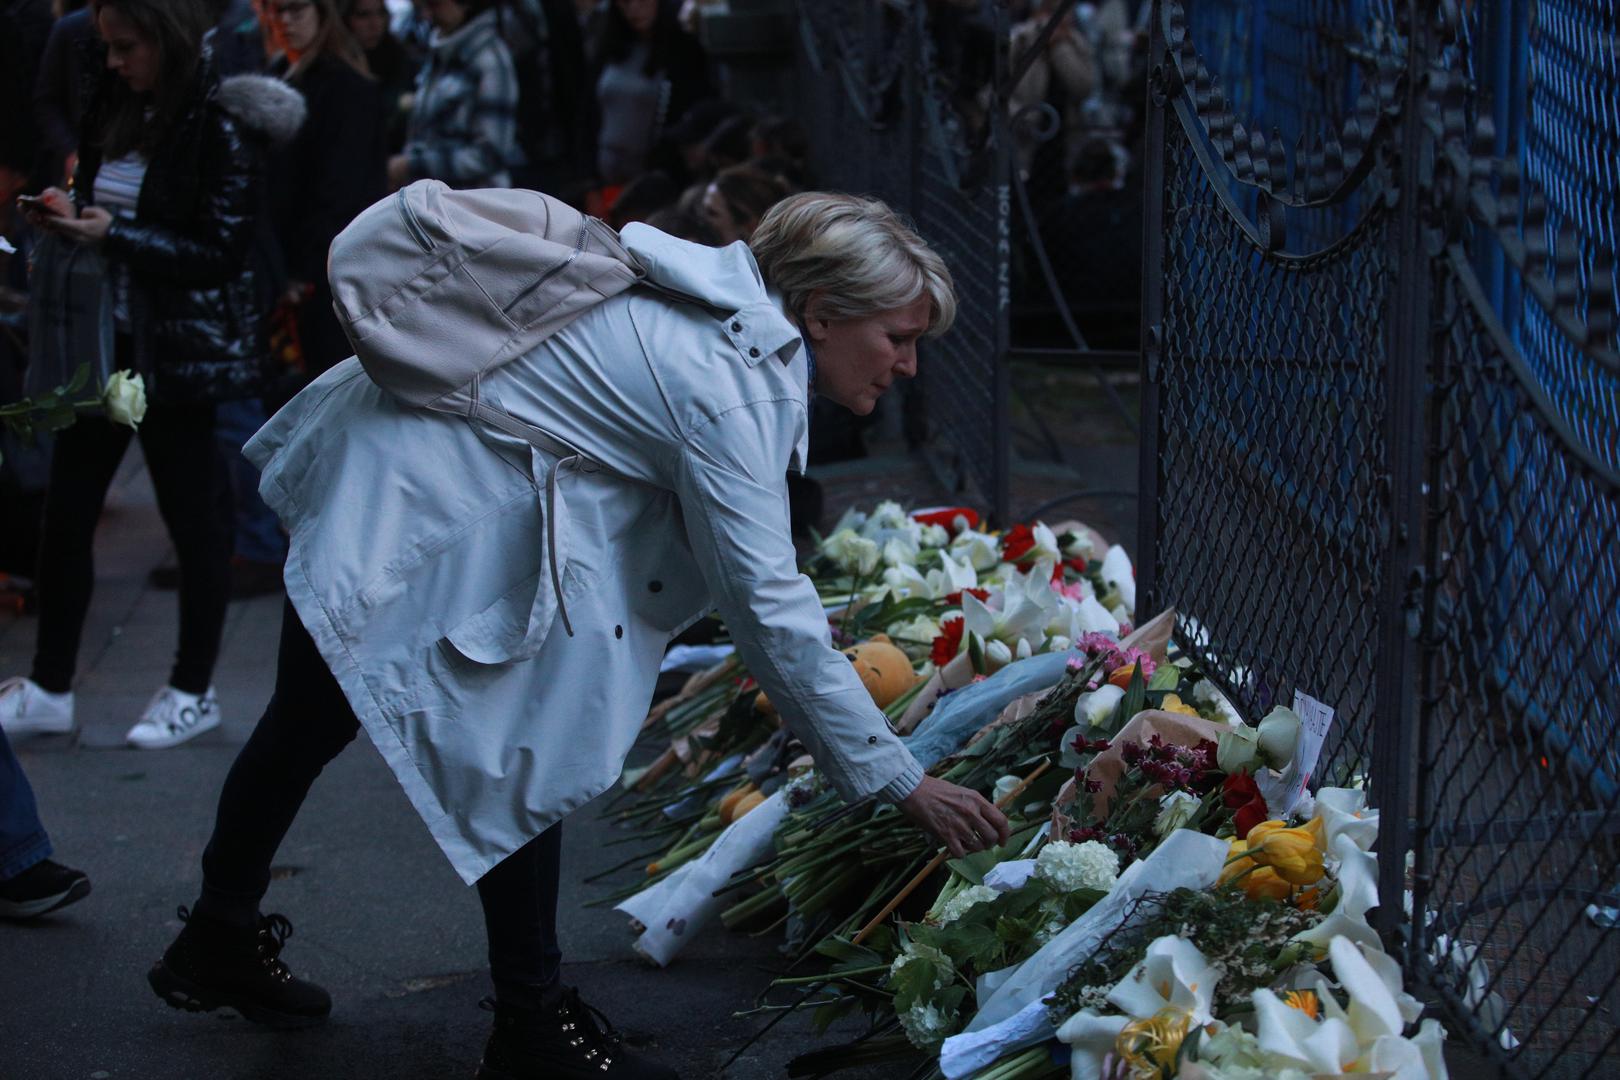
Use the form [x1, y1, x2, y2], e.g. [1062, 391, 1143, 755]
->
[256, 913, 297, 983]
[175, 906, 299, 984]
[480, 988, 625, 1071]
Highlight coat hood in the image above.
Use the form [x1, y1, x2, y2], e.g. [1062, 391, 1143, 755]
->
[216, 74, 306, 147]
[620, 224, 802, 365]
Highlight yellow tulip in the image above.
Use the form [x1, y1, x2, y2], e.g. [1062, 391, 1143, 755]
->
[1160, 693, 1200, 718]
[1247, 824, 1325, 886]
[1239, 865, 1293, 901]
[1218, 838, 1256, 886]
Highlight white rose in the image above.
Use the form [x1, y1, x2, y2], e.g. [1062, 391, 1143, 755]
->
[991, 775, 1022, 804]
[102, 371, 147, 429]
[919, 523, 950, 548]
[1074, 684, 1125, 728]
[1256, 706, 1302, 770]
[1153, 790, 1201, 837]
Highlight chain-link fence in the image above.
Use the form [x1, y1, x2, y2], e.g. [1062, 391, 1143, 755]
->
[795, 0, 1011, 521]
[1138, 0, 1620, 1075]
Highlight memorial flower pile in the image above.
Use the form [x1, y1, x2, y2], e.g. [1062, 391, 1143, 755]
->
[597, 499, 1447, 1078]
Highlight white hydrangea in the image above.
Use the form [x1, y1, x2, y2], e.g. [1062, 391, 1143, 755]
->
[938, 884, 999, 925]
[1153, 790, 1202, 837]
[1034, 840, 1120, 893]
[888, 941, 954, 990]
[898, 1001, 956, 1049]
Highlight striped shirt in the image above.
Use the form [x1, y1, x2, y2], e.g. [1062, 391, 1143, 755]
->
[93, 152, 149, 329]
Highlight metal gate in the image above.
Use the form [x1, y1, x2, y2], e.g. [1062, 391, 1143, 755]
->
[1137, 1, 1620, 1075]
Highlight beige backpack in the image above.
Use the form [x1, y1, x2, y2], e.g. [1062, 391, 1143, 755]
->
[328, 180, 645, 453]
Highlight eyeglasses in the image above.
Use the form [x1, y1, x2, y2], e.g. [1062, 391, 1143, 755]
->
[267, 1, 314, 19]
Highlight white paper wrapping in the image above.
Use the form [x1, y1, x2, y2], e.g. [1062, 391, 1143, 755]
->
[938, 830, 1229, 1077]
[982, 858, 1037, 892]
[614, 790, 790, 966]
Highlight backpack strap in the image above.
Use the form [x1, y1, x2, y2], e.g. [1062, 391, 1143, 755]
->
[446, 377, 594, 639]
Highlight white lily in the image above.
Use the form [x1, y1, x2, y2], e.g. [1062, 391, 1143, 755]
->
[1254, 937, 1443, 1078]
[962, 589, 1052, 650]
[1316, 787, 1380, 853]
[1106, 934, 1219, 1026]
[1072, 594, 1121, 635]
[1023, 521, 1064, 564]
[1292, 834, 1382, 957]
[882, 563, 931, 601]
[950, 528, 1003, 572]
[1060, 529, 1094, 560]
[1053, 1010, 1129, 1080]
[926, 550, 979, 597]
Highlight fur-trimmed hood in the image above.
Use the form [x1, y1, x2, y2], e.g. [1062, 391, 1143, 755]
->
[216, 74, 306, 147]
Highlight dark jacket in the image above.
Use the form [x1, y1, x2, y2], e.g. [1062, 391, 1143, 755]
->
[268, 54, 385, 288]
[73, 60, 305, 403]
[268, 52, 384, 376]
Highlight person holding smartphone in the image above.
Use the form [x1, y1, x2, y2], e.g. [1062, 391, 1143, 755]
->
[4, 0, 302, 749]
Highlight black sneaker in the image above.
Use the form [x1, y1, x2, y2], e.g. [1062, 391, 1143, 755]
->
[147, 906, 331, 1029]
[0, 859, 91, 919]
[476, 990, 680, 1080]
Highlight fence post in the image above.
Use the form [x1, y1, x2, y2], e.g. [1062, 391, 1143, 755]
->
[1368, 0, 1429, 950]
[1133, 2, 1168, 624]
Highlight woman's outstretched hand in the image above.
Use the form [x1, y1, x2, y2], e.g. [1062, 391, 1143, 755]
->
[897, 774, 1012, 858]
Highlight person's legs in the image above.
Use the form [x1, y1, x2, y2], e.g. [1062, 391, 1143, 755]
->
[194, 597, 360, 925]
[137, 401, 232, 696]
[476, 823, 564, 1005]
[0, 723, 51, 880]
[0, 724, 90, 918]
[147, 598, 354, 1027]
[30, 416, 132, 693]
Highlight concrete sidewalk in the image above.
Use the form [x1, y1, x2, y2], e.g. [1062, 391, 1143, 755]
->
[0, 451, 890, 1080]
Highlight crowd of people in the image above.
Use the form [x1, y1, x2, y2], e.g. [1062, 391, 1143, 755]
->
[0, 6, 1013, 1077]
[0, 0, 816, 752]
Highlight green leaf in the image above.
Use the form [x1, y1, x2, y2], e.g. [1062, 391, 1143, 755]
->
[944, 848, 1003, 885]
[39, 399, 77, 433]
[1148, 664, 1182, 692]
[63, 363, 92, 395]
[1115, 662, 1147, 727]
[812, 995, 860, 1035]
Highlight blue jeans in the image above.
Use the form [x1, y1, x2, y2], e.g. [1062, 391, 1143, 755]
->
[214, 399, 287, 564]
[0, 726, 50, 881]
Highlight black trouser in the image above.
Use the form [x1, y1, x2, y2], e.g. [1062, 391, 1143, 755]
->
[195, 599, 564, 1001]
[31, 394, 232, 695]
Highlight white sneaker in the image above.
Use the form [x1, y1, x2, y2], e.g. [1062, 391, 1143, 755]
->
[0, 676, 75, 736]
[126, 685, 221, 749]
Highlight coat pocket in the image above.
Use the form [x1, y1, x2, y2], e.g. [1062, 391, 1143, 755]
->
[440, 566, 556, 665]
[439, 443, 570, 665]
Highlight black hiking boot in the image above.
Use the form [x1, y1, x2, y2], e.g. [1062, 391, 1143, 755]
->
[147, 906, 331, 1029]
[475, 989, 680, 1079]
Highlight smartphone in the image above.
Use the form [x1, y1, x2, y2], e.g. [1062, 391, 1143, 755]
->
[17, 193, 69, 217]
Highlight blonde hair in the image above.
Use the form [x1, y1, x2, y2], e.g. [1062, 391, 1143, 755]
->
[749, 192, 957, 337]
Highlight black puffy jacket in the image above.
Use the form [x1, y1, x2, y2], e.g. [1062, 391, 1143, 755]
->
[73, 57, 305, 403]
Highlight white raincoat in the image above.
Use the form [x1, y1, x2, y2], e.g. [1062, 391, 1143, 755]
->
[246, 225, 925, 883]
